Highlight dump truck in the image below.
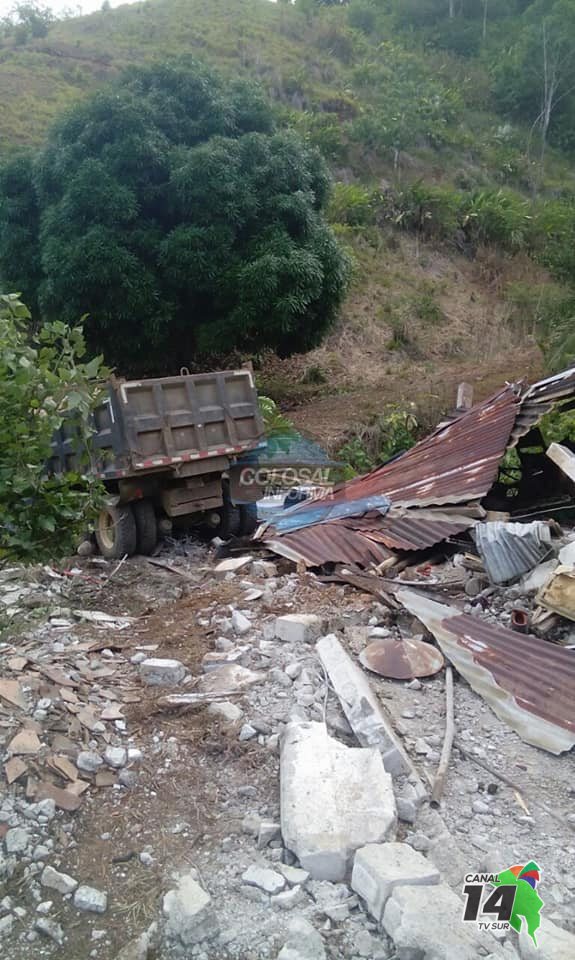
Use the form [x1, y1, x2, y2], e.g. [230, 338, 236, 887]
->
[49, 368, 265, 559]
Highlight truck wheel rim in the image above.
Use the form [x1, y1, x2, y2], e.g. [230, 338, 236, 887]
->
[98, 511, 116, 551]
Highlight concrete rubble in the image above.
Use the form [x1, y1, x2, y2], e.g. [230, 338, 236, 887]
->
[280, 721, 397, 880]
[1, 472, 574, 960]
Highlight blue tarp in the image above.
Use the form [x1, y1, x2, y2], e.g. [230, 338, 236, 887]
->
[272, 494, 391, 534]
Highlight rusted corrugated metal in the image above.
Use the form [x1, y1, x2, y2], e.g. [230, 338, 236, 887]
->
[398, 589, 575, 754]
[511, 365, 575, 444]
[264, 523, 394, 568]
[286, 386, 521, 514]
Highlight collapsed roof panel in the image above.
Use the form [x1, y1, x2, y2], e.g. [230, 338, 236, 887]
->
[397, 588, 575, 755]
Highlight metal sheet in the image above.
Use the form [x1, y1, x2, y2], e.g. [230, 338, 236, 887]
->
[472, 521, 554, 584]
[263, 524, 394, 568]
[359, 636, 444, 679]
[510, 366, 575, 444]
[397, 589, 575, 754]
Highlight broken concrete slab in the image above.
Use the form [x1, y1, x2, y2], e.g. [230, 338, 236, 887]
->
[241, 865, 286, 895]
[382, 882, 501, 960]
[316, 634, 412, 776]
[196, 664, 264, 695]
[275, 614, 323, 645]
[518, 916, 575, 960]
[139, 658, 186, 686]
[547, 441, 575, 483]
[231, 610, 251, 635]
[351, 842, 440, 921]
[162, 872, 218, 947]
[280, 721, 396, 882]
[277, 916, 326, 960]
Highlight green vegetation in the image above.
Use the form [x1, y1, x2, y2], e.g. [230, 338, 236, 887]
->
[1, 0, 575, 370]
[337, 403, 420, 474]
[0, 294, 106, 562]
[0, 61, 350, 373]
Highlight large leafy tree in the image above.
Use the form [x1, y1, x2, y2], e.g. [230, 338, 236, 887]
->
[0, 61, 349, 373]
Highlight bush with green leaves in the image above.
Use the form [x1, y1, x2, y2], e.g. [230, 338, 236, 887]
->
[337, 404, 419, 475]
[0, 61, 350, 374]
[0, 294, 107, 563]
[328, 182, 375, 226]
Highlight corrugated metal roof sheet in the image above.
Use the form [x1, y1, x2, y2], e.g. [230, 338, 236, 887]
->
[287, 385, 521, 514]
[472, 521, 554, 584]
[263, 523, 394, 568]
[398, 589, 575, 754]
[511, 365, 575, 444]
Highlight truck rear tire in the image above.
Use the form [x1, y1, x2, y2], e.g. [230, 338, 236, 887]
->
[133, 499, 158, 555]
[95, 504, 137, 559]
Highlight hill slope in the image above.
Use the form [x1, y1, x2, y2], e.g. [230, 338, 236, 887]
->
[1, 0, 572, 447]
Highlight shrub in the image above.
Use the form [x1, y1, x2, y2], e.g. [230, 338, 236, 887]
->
[328, 182, 375, 226]
[0, 294, 107, 562]
[337, 403, 419, 474]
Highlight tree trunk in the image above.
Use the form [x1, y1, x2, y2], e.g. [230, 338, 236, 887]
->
[449, 0, 455, 18]
[482, 0, 488, 41]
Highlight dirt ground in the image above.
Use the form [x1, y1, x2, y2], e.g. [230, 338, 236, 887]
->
[1, 545, 574, 960]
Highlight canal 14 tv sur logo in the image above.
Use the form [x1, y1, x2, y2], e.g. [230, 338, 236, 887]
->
[462, 862, 544, 947]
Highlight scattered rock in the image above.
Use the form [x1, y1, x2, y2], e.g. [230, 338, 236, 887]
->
[162, 872, 219, 947]
[280, 721, 397, 881]
[207, 700, 243, 722]
[252, 560, 278, 578]
[271, 886, 305, 910]
[275, 614, 323, 645]
[518, 916, 575, 959]
[40, 865, 78, 896]
[231, 610, 251, 636]
[241, 865, 286, 895]
[4, 827, 29, 854]
[139, 658, 186, 686]
[239, 723, 257, 742]
[214, 556, 254, 576]
[104, 746, 127, 769]
[0, 915, 13, 939]
[36, 901, 53, 914]
[34, 917, 64, 944]
[74, 885, 108, 913]
[77, 751, 104, 773]
[277, 916, 326, 960]
[278, 864, 310, 886]
[352, 842, 440, 921]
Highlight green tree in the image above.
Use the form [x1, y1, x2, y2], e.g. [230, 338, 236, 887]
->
[0, 61, 349, 373]
[0, 294, 106, 563]
[1, 2, 55, 43]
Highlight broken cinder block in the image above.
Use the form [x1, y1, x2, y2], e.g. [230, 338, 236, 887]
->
[274, 614, 323, 645]
[351, 842, 440, 922]
[280, 721, 396, 882]
[139, 658, 186, 686]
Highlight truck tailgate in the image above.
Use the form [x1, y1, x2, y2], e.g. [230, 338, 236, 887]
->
[117, 369, 263, 470]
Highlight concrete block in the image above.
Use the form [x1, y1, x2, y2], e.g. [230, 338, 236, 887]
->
[162, 872, 218, 946]
[275, 615, 323, 645]
[519, 916, 575, 960]
[351, 842, 440, 921]
[280, 721, 396, 882]
[231, 610, 251, 635]
[139, 658, 185, 686]
[316, 634, 411, 776]
[40, 865, 78, 896]
[382, 883, 497, 960]
[277, 916, 326, 960]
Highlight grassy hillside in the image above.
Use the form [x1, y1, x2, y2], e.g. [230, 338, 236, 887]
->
[1, 0, 573, 445]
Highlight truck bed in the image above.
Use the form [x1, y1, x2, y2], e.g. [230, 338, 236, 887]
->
[50, 369, 265, 480]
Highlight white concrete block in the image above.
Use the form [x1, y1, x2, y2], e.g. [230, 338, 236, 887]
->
[280, 721, 396, 882]
[519, 916, 575, 960]
[316, 634, 410, 776]
[162, 872, 218, 946]
[275, 614, 323, 645]
[139, 658, 185, 686]
[351, 842, 440, 921]
[382, 883, 498, 960]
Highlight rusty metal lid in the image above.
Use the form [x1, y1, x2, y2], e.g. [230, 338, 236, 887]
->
[359, 636, 444, 679]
